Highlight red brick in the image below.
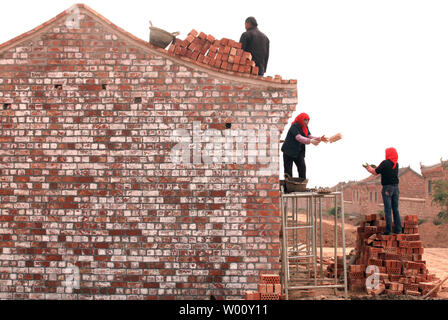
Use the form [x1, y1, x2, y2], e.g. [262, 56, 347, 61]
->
[408, 241, 423, 248]
[405, 290, 421, 296]
[258, 284, 267, 293]
[188, 29, 199, 37]
[242, 52, 252, 60]
[220, 38, 229, 46]
[274, 284, 282, 294]
[206, 34, 215, 43]
[251, 66, 259, 75]
[245, 291, 260, 300]
[260, 293, 280, 300]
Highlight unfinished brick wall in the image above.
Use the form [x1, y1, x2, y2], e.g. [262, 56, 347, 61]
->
[421, 161, 447, 218]
[0, 5, 297, 299]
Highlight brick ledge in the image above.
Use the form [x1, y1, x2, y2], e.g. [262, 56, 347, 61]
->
[0, 3, 297, 89]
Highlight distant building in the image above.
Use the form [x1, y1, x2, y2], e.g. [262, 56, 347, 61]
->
[420, 159, 448, 217]
[328, 159, 448, 219]
[330, 167, 426, 217]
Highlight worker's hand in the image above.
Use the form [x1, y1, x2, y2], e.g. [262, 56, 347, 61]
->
[321, 135, 329, 143]
[311, 139, 320, 146]
[366, 166, 376, 175]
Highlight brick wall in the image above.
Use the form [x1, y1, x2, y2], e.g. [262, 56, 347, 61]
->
[0, 5, 297, 299]
[421, 161, 448, 218]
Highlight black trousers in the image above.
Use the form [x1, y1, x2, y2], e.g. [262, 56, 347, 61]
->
[283, 153, 306, 179]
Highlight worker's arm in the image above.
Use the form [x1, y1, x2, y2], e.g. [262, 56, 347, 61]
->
[366, 161, 384, 176]
[295, 134, 320, 146]
[308, 135, 330, 143]
[307, 135, 321, 141]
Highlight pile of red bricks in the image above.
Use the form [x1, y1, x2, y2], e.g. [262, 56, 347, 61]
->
[348, 214, 440, 297]
[244, 274, 285, 300]
[167, 30, 284, 82]
[325, 256, 345, 279]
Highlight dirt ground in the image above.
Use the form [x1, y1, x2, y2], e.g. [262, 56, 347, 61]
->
[415, 221, 448, 248]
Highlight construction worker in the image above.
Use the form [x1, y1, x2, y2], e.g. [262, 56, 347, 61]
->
[281, 113, 328, 182]
[365, 148, 402, 235]
[239, 17, 270, 76]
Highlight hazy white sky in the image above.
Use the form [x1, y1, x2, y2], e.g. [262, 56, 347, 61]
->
[1, 0, 447, 187]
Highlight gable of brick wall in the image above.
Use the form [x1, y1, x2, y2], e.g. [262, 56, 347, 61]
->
[0, 6, 297, 299]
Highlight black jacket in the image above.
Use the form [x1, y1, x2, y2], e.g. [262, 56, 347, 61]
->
[375, 160, 400, 186]
[281, 123, 310, 158]
[240, 27, 270, 75]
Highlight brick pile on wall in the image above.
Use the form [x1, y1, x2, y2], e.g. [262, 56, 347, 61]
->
[167, 30, 286, 82]
[347, 214, 440, 297]
[0, 4, 298, 300]
[244, 274, 285, 300]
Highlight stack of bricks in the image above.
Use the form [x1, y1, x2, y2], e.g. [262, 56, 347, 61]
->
[347, 214, 440, 297]
[167, 29, 283, 81]
[325, 256, 345, 278]
[244, 274, 284, 300]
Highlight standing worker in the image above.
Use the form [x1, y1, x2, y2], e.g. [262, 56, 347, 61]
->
[365, 148, 402, 235]
[281, 113, 328, 182]
[239, 17, 270, 76]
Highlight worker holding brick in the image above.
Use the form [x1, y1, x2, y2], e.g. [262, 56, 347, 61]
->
[281, 113, 328, 182]
[239, 17, 270, 76]
[365, 148, 402, 235]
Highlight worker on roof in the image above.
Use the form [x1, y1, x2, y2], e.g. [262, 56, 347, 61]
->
[240, 17, 270, 76]
[365, 148, 402, 235]
[281, 113, 328, 185]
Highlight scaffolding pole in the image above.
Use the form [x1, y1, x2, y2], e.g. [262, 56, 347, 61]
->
[280, 188, 348, 299]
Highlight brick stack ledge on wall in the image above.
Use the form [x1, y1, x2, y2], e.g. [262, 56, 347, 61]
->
[0, 4, 297, 87]
[167, 30, 292, 84]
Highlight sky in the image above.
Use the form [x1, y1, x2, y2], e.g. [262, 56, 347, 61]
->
[1, 0, 447, 188]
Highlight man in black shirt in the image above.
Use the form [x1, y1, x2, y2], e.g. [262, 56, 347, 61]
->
[240, 17, 270, 76]
[365, 148, 402, 235]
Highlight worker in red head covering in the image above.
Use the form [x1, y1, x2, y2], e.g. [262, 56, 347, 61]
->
[365, 147, 402, 235]
[281, 113, 328, 187]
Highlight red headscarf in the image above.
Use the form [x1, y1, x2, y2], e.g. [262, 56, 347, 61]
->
[385, 147, 398, 169]
[292, 113, 310, 136]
